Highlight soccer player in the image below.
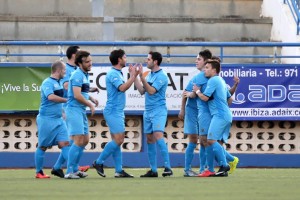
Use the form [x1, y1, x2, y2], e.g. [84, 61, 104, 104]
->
[193, 56, 240, 176]
[178, 49, 212, 177]
[93, 49, 139, 178]
[64, 50, 98, 179]
[35, 60, 69, 179]
[134, 51, 173, 177]
[51, 46, 91, 177]
[193, 59, 232, 177]
[210, 56, 240, 175]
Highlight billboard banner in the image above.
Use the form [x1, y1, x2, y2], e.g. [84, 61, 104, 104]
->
[0, 64, 299, 120]
[0, 66, 50, 111]
[219, 64, 299, 121]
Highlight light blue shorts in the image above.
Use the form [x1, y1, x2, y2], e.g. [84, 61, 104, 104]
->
[184, 106, 198, 134]
[144, 106, 167, 134]
[36, 115, 68, 147]
[66, 107, 89, 136]
[198, 112, 211, 136]
[220, 123, 231, 143]
[104, 109, 125, 134]
[207, 115, 231, 143]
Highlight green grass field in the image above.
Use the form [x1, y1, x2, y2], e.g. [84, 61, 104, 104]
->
[1, 168, 299, 200]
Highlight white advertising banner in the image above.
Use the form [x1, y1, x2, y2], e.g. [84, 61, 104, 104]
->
[89, 66, 198, 111]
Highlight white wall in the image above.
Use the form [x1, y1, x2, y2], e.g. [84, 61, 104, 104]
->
[261, 0, 300, 63]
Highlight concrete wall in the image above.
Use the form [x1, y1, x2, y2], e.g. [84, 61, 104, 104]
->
[0, 0, 93, 17]
[103, 0, 263, 18]
[0, 0, 270, 42]
[261, 0, 300, 63]
[0, 16, 272, 41]
[0, 0, 263, 18]
[0, 0, 276, 63]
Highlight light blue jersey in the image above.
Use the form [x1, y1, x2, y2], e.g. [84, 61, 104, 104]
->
[203, 75, 232, 122]
[104, 67, 125, 112]
[193, 71, 211, 135]
[104, 67, 126, 134]
[143, 69, 168, 134]
[193, 71, 210, 116]
[37, 76, 68, 147]
[185, 76, 198, 110]
[60, 63, 77, 98]
[38, 77, 64, 118]
[184, 75, 198, 134]
[145, 69, 168, 110]
[67, 68, 90, 110]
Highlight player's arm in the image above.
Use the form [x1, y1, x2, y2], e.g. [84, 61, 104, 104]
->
[134, 77, 145, 95]
[73, 86, 95, 115]
[44, 83, 66, 103]
[140, 75, 156, 95]
[227, 96, 233, 105]
[119, 64, 139, 92]
[63, 81, 68, 91]
[195, 90, 209, 102]
[89, 87, 99, 93]
[193, 84, 209, 101]
[229, 76, 240, 95]
[134, 64, 146, 95]
[48, 94, 67, 103]
[178, 91, 187, 120]
[89, 95, 99, 107]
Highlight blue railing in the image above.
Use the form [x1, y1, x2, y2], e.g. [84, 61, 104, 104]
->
[0, 41, 300, 63]
[284, 0, 300, 34]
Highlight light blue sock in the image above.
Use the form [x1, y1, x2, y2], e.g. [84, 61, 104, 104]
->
[147, 143, 157, 172]
[96, 140, 118, 164]
[67, 140, 81, 172]
[66, 144, 81, 174]
[53, 146, 69, 170]
[61, 146, 70, 160]
[199, 145, 206, 173]
[112, 145, 122, 173]
[73, 146, 84, 172]
[212, 142, 228, 167]
[35, 148, 45, 173]
[157, 138, 171, 169]
[206, 145, 215, 172]
[184, 142, 196, 171]
[53, 153, 65, 170]
[222, 146, 234, 162]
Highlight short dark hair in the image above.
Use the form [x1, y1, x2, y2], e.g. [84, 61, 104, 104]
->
[211, 56, 221, 63]
[109, 49, 125, 66]
[75, 50, 90, 66]
[199, 49, 212, 61]
[205, 59, 221, 74]
[66, 46, 80, 60]
[149, 51, 162, 66]
[51, 60, 64, 73]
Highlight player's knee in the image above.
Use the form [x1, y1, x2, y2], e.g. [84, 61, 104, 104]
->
[189, 135, 198, 143]
[83, 137, 89, 146]
[39, 146, 47, 151]
[116, 138, 124, 145]
[207, 140, 215, 146]
[58, 141, 70, 149]
[200, 136, 208, 146]
[146, 135, 156, 143]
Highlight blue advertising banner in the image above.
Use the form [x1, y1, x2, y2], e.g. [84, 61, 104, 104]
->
[220, 64, 300, 121]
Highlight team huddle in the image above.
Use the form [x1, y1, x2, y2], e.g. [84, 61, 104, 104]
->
[35, 46, 239, 179]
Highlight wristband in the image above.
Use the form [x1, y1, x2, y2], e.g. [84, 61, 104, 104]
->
[196, 90, 200, 94]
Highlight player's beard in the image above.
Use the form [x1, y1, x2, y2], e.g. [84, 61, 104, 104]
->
[120, 61, 126, 68]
